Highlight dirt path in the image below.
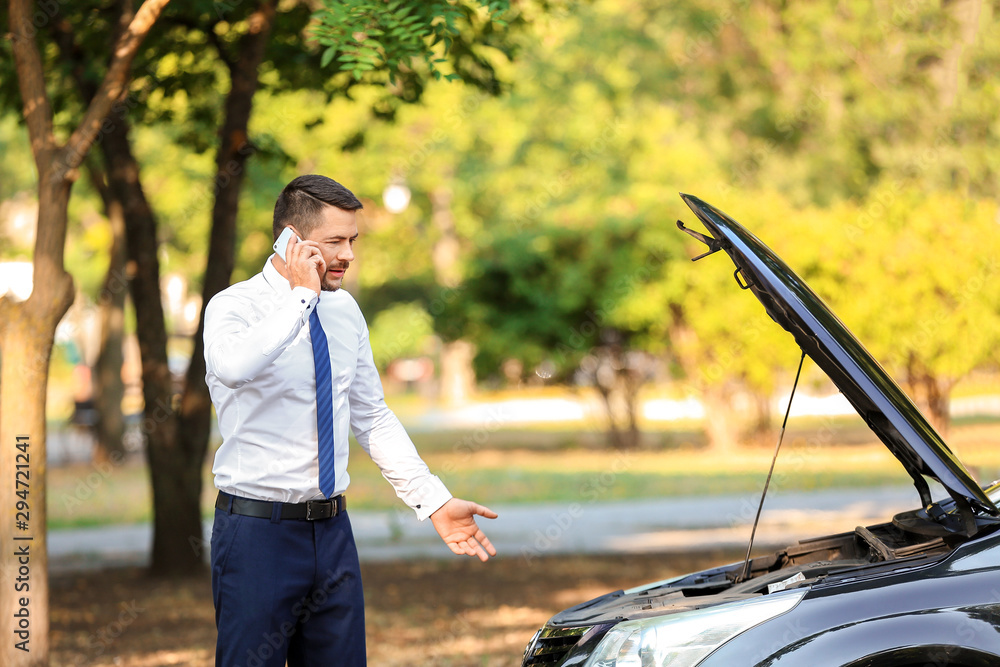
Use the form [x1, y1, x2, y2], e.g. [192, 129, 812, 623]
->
[51, 550, 743, 666]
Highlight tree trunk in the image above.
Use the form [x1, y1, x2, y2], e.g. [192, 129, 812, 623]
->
[88, 0, 275, 576]
[174, 0, 277, 574]
[598, 393, 641, 450]
[89, 167, 129, 461]
[590, 346, 644, 450]
[904, 356, 954, 437]
[439, 340, 477, 407]
[914, 371, 952, 437]
[932, 0, 982, 109]
[701, 383, 741, 452]
[98, 115, 199, 575]
[622, 366, 642, 450]
[431, 186, 477, 405]
[3, 1, 170, 661]
[594, 382, 626, 449]
[924, 377, 951, 437]
[0, 173, 75, 667]
[669, 321, 741, 452]
[57, 0, 271, 575]
[744, 391, 775, 446]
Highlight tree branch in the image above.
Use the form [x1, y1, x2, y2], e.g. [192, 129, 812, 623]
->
[8, 0, 57, 166]
[47, 11, 99, 102]
[61, 0, 172, 176]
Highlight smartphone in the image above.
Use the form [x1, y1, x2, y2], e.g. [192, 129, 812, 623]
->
[273, 227, 300, 260]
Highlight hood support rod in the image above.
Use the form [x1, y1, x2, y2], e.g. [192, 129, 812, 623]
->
[738, 350, 807, 584]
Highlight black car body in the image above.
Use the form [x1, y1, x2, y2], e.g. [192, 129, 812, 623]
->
[521, 195, 1000, 667]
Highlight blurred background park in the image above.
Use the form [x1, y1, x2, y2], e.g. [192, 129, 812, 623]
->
[2, 0, 1000, 664]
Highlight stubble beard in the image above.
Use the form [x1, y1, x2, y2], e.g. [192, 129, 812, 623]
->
[321, 265, 348, 292]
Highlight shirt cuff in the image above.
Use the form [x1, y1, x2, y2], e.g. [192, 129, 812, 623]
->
[407, 475, 452, 522]
[290, 286, 319, 319]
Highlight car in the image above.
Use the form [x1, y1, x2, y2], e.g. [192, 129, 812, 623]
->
[520, 194, 1000, 667]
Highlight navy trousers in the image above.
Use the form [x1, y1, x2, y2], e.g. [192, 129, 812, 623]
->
[211, 497, 366, 667]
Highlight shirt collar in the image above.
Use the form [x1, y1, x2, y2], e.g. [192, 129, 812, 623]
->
[262, 255, 292, 295]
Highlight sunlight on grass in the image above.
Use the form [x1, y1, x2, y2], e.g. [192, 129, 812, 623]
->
[46, 421, 1000, 529]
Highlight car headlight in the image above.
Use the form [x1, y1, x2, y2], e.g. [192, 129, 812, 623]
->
[582, 591, 805, 667]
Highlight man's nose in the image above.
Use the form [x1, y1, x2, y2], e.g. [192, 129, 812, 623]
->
[338, 243, 354, 262]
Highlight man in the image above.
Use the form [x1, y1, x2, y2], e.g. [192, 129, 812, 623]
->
[204, 174, 497, 667]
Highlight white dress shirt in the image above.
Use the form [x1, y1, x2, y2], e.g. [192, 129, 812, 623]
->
[204, 256, 452, 520]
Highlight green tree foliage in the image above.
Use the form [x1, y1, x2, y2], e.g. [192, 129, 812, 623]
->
[311, 0, 511, 81]
[368, 301, 435, 370]
[828, 186, 1000, 433]
[1, 0, 546, 578]
[618, 191, 822, 449]
[268, 0, 1000, 449]
[439, 219, 675, 448]
[3, 0, 997, 457]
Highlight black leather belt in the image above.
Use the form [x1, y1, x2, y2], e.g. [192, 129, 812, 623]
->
[216, 491, 346, 521]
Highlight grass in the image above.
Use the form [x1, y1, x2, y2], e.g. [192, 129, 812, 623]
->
[48, 418, 1000, 530]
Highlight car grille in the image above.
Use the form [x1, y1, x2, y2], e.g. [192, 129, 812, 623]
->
[522, 625, 593, 666]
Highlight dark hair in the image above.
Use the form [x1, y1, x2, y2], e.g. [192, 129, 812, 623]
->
[272, 175, 363, 240]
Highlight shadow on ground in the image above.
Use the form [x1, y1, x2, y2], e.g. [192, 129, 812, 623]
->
[52, 550, 744, 666]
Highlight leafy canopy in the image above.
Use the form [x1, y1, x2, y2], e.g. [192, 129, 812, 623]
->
[312, 0, 513, 85]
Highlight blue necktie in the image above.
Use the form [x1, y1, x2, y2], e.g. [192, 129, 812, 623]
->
[309, 307, 337, 498]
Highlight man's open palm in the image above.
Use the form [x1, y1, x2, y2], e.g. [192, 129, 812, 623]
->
[430, 498, 498, 562]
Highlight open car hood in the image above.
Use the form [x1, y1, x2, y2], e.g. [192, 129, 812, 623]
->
[678, 194, 998, 524]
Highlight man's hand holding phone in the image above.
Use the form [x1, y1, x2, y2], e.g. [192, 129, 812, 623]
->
[274, 227, 325, 295]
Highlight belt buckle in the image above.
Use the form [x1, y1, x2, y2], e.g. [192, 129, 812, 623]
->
[305, 499, 334, 521]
